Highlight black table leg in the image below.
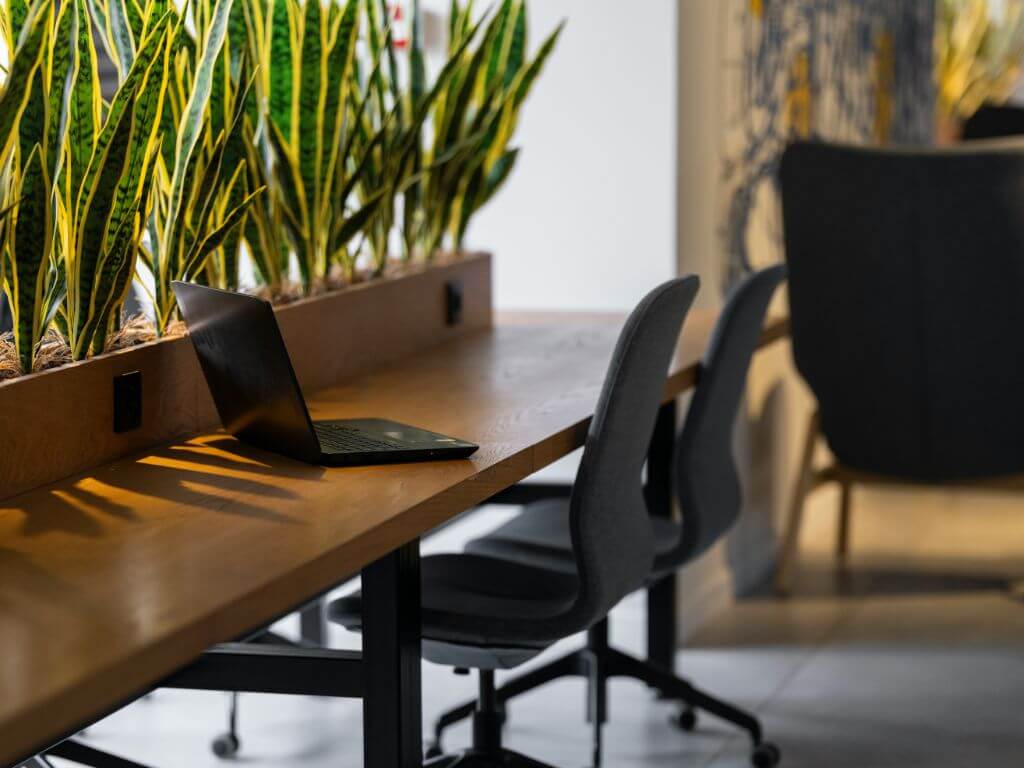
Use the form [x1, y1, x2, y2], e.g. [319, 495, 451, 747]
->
[362, 540, 423, 768]
[646, 400, 677, 672]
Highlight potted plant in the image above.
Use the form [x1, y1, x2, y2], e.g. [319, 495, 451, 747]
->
[0, 0, 560, 501]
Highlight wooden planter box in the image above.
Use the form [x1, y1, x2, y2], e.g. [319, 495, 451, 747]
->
[0, 253, 492, 502]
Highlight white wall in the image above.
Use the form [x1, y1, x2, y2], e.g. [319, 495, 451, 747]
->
[454, 0, 678, 312]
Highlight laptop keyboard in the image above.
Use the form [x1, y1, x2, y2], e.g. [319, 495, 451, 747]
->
[314, 423, 404, 453]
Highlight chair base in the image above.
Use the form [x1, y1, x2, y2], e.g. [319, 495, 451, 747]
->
[44, 740, 152, 768]
[430, 624, 772, 767]
[425, 748, 558, 768]
[429, 671, 561, 768]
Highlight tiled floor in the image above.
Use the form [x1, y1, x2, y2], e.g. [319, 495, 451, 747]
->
[53, 486, 1024, 767]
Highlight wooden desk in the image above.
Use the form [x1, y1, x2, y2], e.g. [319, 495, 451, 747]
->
[0, 312, 788, 767]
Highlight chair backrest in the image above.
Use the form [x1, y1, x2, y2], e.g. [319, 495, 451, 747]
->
[781, 139, 1024, 481]
[0, 294, 11, 334]
[564, 276, 700, 631]
[963, 104, 1024, 141]
[668, 265, 786, 567]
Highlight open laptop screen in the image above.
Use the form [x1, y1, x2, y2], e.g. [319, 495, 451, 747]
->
[173, 282, 322, 463]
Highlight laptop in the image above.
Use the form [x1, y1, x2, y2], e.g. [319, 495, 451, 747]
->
[172, 281, 479, 467]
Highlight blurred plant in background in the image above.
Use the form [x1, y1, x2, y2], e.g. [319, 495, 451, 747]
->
[415, 0, 561, 259]
[936, 0, 1024, 121]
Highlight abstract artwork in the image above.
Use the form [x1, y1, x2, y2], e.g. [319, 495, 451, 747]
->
[720, 0, 937, 285]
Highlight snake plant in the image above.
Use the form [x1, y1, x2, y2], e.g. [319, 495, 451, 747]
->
[355, 0, 490, 271]
[91, 0, 262, 332]
[0, 0, 63, 373]
[417, 0, 561, 256]
[61, 3, 175, 357]
[239, 0, 382, 291]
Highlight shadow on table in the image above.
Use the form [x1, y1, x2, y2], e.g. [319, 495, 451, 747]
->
[3, 435, 327, 538]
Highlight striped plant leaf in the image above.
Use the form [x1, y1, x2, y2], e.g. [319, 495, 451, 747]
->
[0, 0, 52, 167]
[504, 1, 527, 89]
[68, 18, 169, 356]
[483, 0, 513, 90]
[9, 0, 29, 47]
[107, 0, 138, 76]
[46, 0, 76, 181]
[103, 31, 168, 261]
[71, 87, 137, 350]
[318, 0, 358, 215]
[268, 0, 294, 140]
[297, 0, 323, 227]
[67, 0, 101, 200]
[9, 144, 52, 373]
[18, 65, 46, 163]
[418, 3, 560, 254]
[182, 185, 262, 279]
[160, 0, 234, 287]
[213, 160, 248, 289]
[79, 197, 138, 354]
[75, 14, 168, 222]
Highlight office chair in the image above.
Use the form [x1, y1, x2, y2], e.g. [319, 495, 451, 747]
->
[432, 266, 786, 768]
[962, 104, 1024, 140]
[1, 294, 11, 334]
[776, 140, 1024, 591]
[330, 276, 701, 767]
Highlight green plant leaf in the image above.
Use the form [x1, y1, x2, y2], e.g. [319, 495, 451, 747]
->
[46, 0, 76, 180]
[217, 160, 248, 290]
[268, 0, 294, 140]
[8, 0, 30, 47]
[182, 185, 263, 279]
[331, 188, 383, 250]
[319, 0, 359, 208]
[267, 118, 307, 237]
[67, 0, 101, 199]
[161, 0, 234, 285]
[76, 13, 168, 222]
[10, 144, 51, 372]
[18, 63, 46, 163]
[104, 31, 167, 261]
[297, 0, 323, 229]
[0, 0, 51, 165]
[107, 0, 138, 76]
[511, 19, 563, 111]
[72, 89, 136, 349]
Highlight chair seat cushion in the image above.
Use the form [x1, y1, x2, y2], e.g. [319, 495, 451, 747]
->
[465, 499, 682, 577]
[328, 553, 579, 669]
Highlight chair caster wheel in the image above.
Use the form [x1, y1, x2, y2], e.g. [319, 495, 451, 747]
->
[425, 743, 444, 759]
[211, 733, 240, 759]
[673, 707, 698, 731]
[751, 742, 781, 768]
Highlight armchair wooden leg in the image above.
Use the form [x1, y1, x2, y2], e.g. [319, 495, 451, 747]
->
[775, 411, 820, 594]
[836, 481, 853, 565]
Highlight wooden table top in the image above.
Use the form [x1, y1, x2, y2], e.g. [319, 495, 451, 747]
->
[0, 311, 788, 765]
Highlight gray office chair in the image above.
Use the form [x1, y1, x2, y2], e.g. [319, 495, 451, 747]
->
[1, 294, 11, 334]
[962, 104, 1024, 140]
[434, 266, 786, 768]
[330, 276, 700, 768]
[776, 139, 1024, 589]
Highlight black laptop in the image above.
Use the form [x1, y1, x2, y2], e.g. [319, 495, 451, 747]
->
[172, 281, 478, 467]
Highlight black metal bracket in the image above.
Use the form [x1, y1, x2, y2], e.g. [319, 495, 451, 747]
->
[45, 740, 151, 768]
[484, 482, 573, 506]
[161, 644, 364, 698]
